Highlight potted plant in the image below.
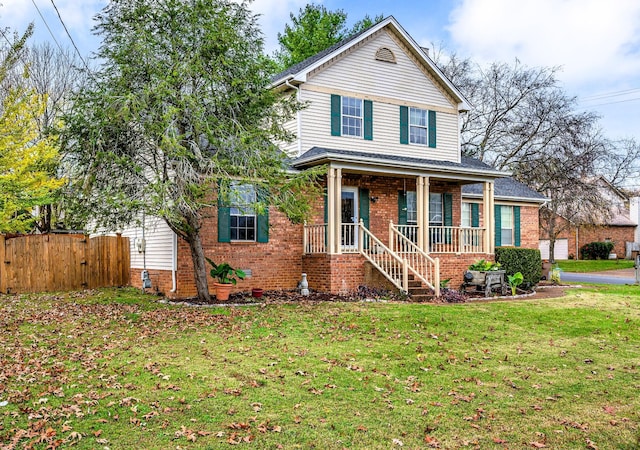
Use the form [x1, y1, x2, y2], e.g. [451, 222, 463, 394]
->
[467, 259, 503, 284]
[206, 258, 246, 301]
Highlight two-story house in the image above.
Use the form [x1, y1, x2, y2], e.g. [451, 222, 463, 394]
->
[119, 17, 546, 298]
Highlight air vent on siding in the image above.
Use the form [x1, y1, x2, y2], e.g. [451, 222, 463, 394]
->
[375, 47, 396, 63]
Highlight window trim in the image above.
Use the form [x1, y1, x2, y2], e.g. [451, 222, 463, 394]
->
[229, 183, 257, 242]
[500, 205, 514, 247]
[409, 107, 428, 146]
[341, 96, 363, 138]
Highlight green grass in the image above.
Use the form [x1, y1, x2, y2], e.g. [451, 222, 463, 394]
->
[1, 286, 639, 449]
[556, 259, 635, 272]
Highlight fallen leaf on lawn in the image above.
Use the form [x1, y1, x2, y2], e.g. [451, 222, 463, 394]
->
[586, 439, 598, 450]
[392, 438, 404, 446]
[493, 437, 507, 444]
[530, 442, 546, 448]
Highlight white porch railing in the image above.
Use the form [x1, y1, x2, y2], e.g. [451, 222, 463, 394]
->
[358, 222, 410, 293]
[303, 223, 327, 254]
[427, 226, 485, 254]
[341, 223, 359, 253]
[389, 222, 440, 296]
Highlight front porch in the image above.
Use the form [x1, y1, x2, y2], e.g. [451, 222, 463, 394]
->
[301, 167, 499, 296]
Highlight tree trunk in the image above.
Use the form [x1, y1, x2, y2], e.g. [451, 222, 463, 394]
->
[185, 230, 212, 303]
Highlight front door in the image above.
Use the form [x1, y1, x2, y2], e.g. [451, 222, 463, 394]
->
[341, 187, 358, 250]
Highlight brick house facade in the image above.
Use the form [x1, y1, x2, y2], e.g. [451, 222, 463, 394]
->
[122, 17, 547, 298]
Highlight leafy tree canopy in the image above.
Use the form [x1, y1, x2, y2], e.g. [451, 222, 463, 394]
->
[63, 0, 322, 302]
[0, 25, 65, 233]
[274, 4, 383, 70]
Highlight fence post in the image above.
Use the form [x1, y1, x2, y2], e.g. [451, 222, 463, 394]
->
[434, 257, 440, 297]
[0, 235, 5, 294]
[302, 221, 308, 254]
[389, 220, 394, 253]
[358, 219, 364, 253]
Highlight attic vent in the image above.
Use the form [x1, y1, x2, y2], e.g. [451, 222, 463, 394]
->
[375, 47, 396, 63]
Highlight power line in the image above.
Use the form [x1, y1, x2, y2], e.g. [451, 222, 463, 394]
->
[48, 0, 92, 73]
[580, 87, 640, 102]
[582, 96, 640, 108]
[29, 0, 66, 55]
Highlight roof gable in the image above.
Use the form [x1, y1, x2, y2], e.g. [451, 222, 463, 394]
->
[271, 16, 470, 111]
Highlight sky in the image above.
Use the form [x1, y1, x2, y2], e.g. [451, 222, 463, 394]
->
[3, 0, 640, 142]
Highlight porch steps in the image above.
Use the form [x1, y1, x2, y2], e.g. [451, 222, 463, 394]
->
[407, 276, 436, 302]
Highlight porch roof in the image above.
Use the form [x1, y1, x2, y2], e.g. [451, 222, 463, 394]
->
[292, 147, 509, 181]
[463, 177, 549, 203]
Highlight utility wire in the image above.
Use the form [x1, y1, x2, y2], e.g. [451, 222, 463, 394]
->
[48, 0, 93, 73]
[29, 0, 66, 54]
[582, 96, 640, 108]
[580, 87, 640, 102]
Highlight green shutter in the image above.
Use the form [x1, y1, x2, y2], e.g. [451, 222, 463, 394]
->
[514, 206, 521, 247]
[218, 205, 231, 243]
[359, 188, 370, 249]
[428, 110, 436, 148]
[443, 193, 453, 226]
[331, 94, 341, 136]
[364, 100, 373, 140]
[443, 193, 453, 244]
[256, 187, 269, 243]
[494, 205, 502, 247]
[471, 203, 479, 227]
[398, 190, 407, 225]
[399, 106, 408, 144]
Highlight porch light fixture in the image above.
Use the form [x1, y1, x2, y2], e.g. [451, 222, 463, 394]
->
[370, 196, 379, 203]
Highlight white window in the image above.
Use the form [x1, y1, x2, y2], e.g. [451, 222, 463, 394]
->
[406, 191, 417, 225]
[461, 202, 472, 227]
[429, 193, 443, 226]
[409, 107, 428, 145]
[230, 184, 256, 241]
[342, 96, 362, 137]
[501, 206, 514, 246]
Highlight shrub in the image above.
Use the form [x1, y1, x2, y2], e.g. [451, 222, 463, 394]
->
[468, 259, 501, 271]
[438, 288, 467, 303]
[580, 241, 614, 260]
[495, 247, 542, 288]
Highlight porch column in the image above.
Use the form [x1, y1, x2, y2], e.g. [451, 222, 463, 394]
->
[483, 181, 495, 254]
[423, 177, 430, 253]
[327, 167, 336, 255]
[334, 168, 342, 254]
[416, 176, 425, 250]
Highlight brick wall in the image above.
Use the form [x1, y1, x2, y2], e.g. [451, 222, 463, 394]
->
[519, 205, 540, 249]
[302, 253, 365, 294]
[174, 207, 304, 298]
[131, 268, 174, 295]
[435, 253, 491, 288]
[540, 214, 635, 259]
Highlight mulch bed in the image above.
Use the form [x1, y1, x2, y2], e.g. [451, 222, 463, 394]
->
[168, 285, 570, 306]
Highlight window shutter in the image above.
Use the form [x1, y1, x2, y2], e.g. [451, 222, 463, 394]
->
[443, 193, 453, 244]
[256, 188, 269, 243]
[218, 205, 231, 243]
[364, 100, 373, 140]
[443, 193, 453, 226]
[428, 110, 436, 148]
[494, 205, 502, 247]
[359, 188, 370, 249]
[514, 206, 521, 247]
[398, 190, 407, 225]
[471, 203, 480, 227]
[399, 106, 408, 144]
[331, 94, 341, 136]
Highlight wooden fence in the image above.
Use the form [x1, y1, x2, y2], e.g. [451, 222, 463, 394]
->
[0, 234, 130, 294]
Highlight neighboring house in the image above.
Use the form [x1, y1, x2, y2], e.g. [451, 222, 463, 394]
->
[117, 17, 546, 298]
[539, 177, 639, 260]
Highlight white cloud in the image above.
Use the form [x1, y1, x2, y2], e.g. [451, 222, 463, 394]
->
[447, 0, 640, 87]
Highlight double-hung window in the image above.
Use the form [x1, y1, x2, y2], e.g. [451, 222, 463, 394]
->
[230, 184, 256, 241]
[409, 107, 428, 145]
[342, 96, 363, 137]
[500, 206, 514, 246]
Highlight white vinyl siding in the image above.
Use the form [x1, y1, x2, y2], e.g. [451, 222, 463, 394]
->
[308, 31, 454, 109]
[298, 89, 459, 161]
[102, 216, 175, 270]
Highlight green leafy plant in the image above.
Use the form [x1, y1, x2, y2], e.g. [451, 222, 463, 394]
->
[507, 272, 523, 296]
[495, 247, 542, 288]
[550, 265, 562, 284]
[468, 259, 501, 271]
[206, 258, 246, 285]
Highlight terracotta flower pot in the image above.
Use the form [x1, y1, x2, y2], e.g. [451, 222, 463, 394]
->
[214, 282, 233, 301]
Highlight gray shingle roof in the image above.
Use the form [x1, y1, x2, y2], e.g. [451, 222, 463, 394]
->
[463, 177, 547, 202]
[292, 146, 506, 175]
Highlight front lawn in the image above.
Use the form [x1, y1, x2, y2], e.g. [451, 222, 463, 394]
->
[556, 259, 635, 272]
[1, 287, 639, 449]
